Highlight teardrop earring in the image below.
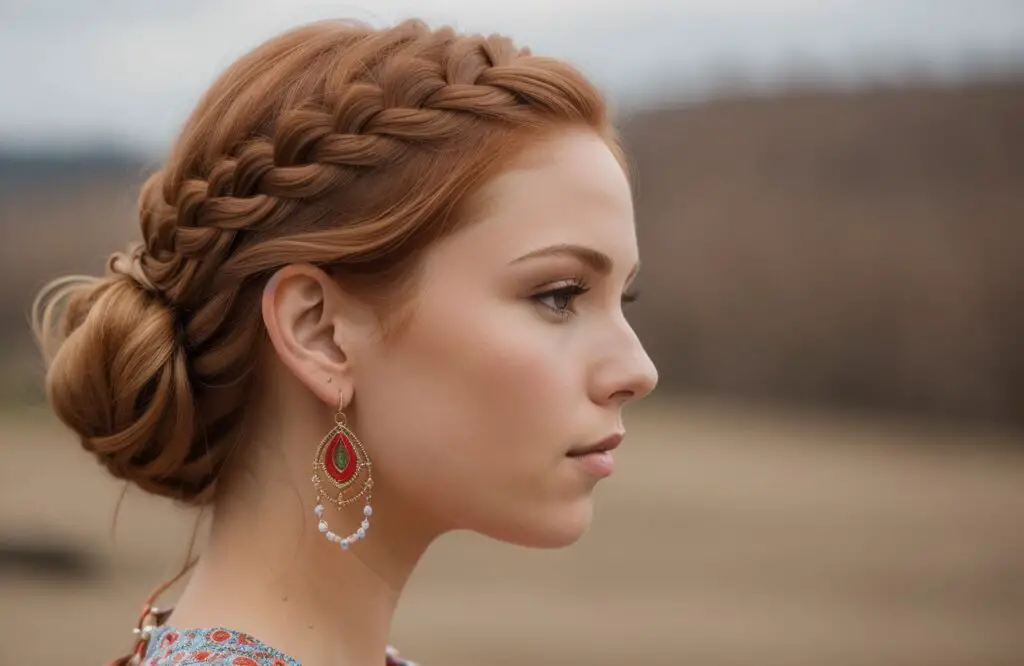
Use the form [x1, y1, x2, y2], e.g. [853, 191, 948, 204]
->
[311, 389, 373, 550]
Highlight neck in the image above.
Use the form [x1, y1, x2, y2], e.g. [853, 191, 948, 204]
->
[168, 463, 442, 666]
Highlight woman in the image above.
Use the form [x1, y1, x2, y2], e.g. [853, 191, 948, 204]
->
[33, 17, 658, 666]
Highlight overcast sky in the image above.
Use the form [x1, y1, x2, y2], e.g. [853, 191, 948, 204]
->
[2, 0, 1023, 154]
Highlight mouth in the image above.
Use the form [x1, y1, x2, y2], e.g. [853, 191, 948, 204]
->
[566, 433, 623, 478]
[567, 432, 624, 458]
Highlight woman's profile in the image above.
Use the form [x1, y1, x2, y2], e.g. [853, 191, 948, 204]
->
[32, 17, 658, 666]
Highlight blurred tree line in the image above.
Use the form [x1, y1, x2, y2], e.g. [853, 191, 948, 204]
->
[1, 79, 1022, 431]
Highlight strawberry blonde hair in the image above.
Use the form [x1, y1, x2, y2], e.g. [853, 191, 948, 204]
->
[32, 18, 620, 506]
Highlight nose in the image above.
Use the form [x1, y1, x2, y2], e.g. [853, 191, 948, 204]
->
[591, 323, 659, 406]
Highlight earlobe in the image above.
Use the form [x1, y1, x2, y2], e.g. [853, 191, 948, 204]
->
[261, 264, 352, 408]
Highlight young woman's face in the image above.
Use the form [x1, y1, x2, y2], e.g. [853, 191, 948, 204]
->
[353, 128, 658, 547]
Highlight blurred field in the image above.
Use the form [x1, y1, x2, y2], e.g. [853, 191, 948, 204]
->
[2, 398, 1022, 666]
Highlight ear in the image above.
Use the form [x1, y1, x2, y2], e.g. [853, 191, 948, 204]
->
[261, 264, 365, 409]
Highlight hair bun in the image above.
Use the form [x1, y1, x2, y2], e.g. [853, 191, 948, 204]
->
[32, 267, 214, 503]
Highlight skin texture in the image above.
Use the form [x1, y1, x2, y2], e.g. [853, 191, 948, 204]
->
[168, 128, 658, 666]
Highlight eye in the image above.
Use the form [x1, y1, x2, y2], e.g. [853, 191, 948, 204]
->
[533, 280, 589, 319]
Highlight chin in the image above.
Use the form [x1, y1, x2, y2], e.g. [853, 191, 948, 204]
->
[483, 497, 596, 549]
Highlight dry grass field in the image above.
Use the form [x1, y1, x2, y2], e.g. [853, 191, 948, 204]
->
[2, 398, 1022, 666]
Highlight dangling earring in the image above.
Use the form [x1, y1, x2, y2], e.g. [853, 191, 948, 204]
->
[312, 389, 373, 550]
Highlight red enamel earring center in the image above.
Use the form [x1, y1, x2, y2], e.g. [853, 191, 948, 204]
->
[323, 432, 358, 483]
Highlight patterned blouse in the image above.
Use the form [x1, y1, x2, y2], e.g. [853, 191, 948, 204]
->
[139, 625, 418, 666]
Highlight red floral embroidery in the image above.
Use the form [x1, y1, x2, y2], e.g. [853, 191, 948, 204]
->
[162, 631, 180, 647]
[236, 634, 258, 646]
[272, 660, 289, 666]
[173, 653, 185, 663]
[232, 658, 260, 666]
[192, 650, 213, 661]
[209, 629, 233, 643]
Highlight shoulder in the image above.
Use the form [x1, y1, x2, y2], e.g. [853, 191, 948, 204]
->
[386, 645, 421, 666]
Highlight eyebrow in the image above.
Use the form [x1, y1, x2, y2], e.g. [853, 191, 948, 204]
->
[511, 243, 639, 281]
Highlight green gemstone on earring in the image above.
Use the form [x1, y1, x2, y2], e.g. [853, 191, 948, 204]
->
[323, 431, 358, 484]
[333, 446, 349, 471]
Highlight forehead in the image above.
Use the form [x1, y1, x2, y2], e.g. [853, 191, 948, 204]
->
[451, 129, 637, 260]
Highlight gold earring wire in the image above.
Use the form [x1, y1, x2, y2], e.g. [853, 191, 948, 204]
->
[334, 389, 347, 427]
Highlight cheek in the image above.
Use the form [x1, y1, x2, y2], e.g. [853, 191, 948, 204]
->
[355, 295, 580, 513]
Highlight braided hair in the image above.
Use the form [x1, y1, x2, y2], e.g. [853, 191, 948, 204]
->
[32, 18, 619, 505]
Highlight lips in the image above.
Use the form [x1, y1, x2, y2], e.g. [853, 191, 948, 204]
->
[566, 433, 622, 478]
[567, 432, 623, 457]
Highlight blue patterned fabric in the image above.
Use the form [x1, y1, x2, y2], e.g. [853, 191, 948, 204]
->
[140, 625, 417, 666]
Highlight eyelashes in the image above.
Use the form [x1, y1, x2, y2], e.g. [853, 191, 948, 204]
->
[532, 278, 639, 320]
[534, 280, 589, 319]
